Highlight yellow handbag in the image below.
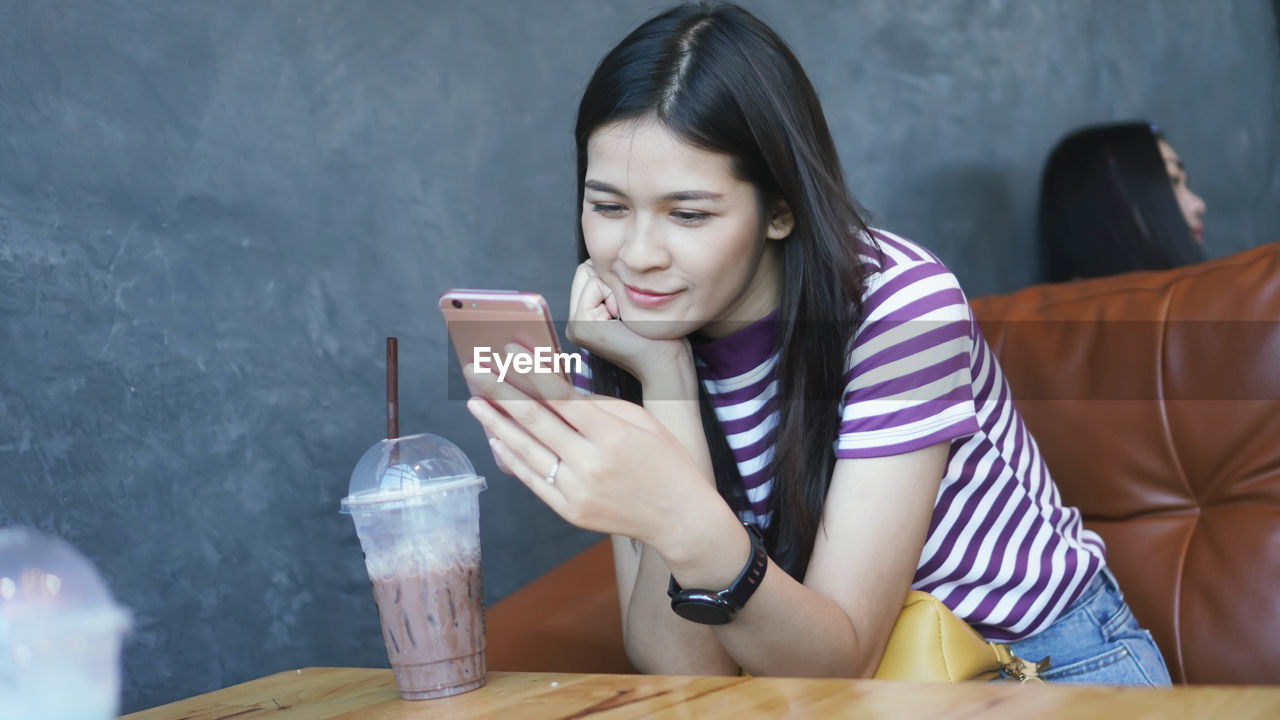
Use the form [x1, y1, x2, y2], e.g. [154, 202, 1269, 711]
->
[873, 590, 1049, 683]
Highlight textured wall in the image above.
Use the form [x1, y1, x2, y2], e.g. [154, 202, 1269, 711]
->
[0, 0, 1276, 712]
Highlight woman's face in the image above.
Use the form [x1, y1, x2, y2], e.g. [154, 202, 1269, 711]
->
[1157, 139, 1206, 244]
[581, 118, 791, 339]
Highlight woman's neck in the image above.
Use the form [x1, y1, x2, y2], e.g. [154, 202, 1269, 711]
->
[697, 243, 782, 339]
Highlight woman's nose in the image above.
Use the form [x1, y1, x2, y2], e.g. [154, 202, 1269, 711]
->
[617, 220, 671, 271]
[1190, 189, 1206, 221]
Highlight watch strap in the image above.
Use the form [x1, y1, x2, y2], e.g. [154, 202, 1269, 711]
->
[668, 522, 767, 620]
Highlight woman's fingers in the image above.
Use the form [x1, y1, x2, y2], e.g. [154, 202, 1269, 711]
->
[466, 395, 559, 475]
[558, 390, 649, 427]
[586, 260, 620, 320]
[569, 262, 616, 325]
[568, 259, 595, 322]
[489, 343, 578, 400]
[568, 260, 638, 368]
[466, 351, 640, 463]
[568, 261, 595, 320]
[486, 436, 572, 519]
[490, 343, 615, 434]
[462, 369, 514, 473]
[482, 343, 647, 440]
[465, 362, 593, 461]
[478, 425, 513, 474]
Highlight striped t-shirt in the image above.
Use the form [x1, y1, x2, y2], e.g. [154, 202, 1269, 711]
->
[687, 229, 1105, 641]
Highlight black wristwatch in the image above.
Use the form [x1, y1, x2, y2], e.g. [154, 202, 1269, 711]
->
[667, 522, 767, 625]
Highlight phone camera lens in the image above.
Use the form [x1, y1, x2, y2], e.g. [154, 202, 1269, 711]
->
[452, 299, 463, 309]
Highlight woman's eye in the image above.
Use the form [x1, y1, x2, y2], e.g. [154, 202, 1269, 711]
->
[671, 211, 710, 224]
[591, 203, 626, 216]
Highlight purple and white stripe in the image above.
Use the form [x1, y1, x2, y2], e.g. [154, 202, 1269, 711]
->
[573, 229, 1104, 640]
[694, 350, 780, 528]
[686, 229, 1104, 641]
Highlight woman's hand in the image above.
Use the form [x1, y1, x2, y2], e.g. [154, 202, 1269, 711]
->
[463, 350, 719, 552]
[567, 260, 692, 390]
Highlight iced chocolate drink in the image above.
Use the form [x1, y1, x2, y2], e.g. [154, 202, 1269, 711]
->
[370, 563, 486, 699]
[341, 434, 489, 701]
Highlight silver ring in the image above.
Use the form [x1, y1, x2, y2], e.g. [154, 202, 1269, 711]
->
[544, 458, 561, 484]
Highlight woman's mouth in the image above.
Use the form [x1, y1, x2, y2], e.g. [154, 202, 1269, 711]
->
[624, 284, 682, 308]
[1192, 225, 1204, 244]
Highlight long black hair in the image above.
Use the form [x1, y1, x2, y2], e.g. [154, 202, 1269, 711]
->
[574, 2, 876, 580]
[1038, 122, 1206, 281]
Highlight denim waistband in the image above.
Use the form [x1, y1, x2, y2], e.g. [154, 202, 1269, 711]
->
[1094, 564, 1121, 593]
[1004, 562, 1170, 685]
[1071, 564, 1128, 627]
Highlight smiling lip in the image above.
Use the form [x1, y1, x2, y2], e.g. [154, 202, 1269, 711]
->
[624, 284, 682, 308]
[1193, 226, 1204, 243]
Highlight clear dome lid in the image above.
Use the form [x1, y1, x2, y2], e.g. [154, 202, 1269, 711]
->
[339, 432, 485, 513]
[0, 527, 131, 633]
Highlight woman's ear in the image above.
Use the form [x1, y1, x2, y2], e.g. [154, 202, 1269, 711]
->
[766, 200, 795, 240]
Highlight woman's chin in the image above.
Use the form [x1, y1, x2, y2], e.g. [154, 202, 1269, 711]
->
[620, 316, 699, 341]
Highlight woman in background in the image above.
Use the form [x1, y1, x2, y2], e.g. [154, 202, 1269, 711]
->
[1039, 122, 1207, 281]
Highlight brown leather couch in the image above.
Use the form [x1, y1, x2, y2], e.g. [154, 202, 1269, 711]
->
[486, 242, 1280, 685]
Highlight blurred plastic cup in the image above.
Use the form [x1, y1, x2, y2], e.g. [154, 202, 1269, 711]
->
[0, 527, 132, 720]
[340, 432, 487, 700]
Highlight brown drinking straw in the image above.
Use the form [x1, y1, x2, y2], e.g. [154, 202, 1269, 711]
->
[386, 337, 400, 464]
[386, 336, 400, 440]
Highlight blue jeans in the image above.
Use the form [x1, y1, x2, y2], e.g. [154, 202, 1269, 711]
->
[997, 566, 1172, 686]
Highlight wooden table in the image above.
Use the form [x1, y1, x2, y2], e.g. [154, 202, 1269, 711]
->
[122, 667, 1280, 719]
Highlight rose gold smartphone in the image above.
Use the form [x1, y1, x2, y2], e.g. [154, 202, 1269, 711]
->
[438, 289, 570, 384]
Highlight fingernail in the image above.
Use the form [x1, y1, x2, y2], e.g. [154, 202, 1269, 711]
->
[466, 397, 485, 416]
[465, 362, 492, 378]
[488, 437, 506, 455]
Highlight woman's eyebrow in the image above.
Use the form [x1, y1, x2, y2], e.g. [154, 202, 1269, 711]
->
[585, 179, 626, 196]
[662, 190, 724, 203]
[584, 180, 724, 203]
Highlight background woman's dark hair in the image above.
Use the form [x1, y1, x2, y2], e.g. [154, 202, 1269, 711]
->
[1038, 121, 1205, 282]
[574, 2, 876, 579]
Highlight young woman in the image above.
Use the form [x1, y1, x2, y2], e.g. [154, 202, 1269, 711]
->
[465, 3, 1171, 685]
[1039, 122, 1208, 281]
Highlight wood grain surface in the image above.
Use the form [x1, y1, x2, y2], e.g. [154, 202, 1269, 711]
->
[120, 667, 1280, 719]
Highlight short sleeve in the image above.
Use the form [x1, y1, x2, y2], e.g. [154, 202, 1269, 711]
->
[571, 348, 593, 394]
[836, 261, 980, 459]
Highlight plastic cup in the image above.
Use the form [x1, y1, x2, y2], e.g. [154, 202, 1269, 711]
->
[340, 433, 487, 700]
[0, 527, 132, 720]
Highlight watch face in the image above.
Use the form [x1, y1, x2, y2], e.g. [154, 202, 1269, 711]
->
[672, 595, 736, 625]
[667, 521, 766, 626]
